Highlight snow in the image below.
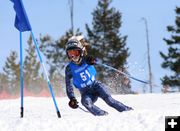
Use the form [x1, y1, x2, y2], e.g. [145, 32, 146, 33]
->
[0, 93, 180, 131]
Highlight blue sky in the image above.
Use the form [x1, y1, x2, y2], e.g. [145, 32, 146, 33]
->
[0, 0, 179, 93]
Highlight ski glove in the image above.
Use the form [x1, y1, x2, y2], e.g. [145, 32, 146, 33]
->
[69, 97, 79, 109]
[85, 55, 97, 65]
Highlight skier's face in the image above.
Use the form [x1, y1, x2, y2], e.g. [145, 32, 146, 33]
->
[68, 49, 81, 58]
[67, 49, 81, 64]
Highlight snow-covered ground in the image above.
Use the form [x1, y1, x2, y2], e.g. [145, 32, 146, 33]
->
[0, 93, 180, 131]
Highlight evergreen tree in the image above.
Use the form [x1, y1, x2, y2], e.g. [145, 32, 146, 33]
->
[85, 0, 130, 92]
[3, 51, 20, 95]
[86, 0, 129, 66]
[24, 35, 42, 93]
[0, 73, 8, 93]
[160, 7, 180, 90]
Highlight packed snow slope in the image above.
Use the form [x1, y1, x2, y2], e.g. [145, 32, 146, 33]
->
[0, 93, 180, 131]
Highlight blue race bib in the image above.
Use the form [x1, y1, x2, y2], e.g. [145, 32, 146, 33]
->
[69, 61, 96, 89]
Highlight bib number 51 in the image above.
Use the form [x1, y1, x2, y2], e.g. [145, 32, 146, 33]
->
[80, 70, 90, 81]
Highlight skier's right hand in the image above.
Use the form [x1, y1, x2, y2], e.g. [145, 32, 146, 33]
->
[69, 97, 79, 109]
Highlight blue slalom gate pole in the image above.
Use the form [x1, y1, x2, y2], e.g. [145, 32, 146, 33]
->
[10, 0, 60, 118]
[97, 62, 149, 84]
[31, 31, 61, 118]
[20, 32, 24, 118]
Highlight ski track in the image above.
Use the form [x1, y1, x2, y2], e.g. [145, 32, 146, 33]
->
[0, 93, 180, 131]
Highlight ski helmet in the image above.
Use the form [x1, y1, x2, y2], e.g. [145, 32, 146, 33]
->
[68, 35, 88, 55]
[66, 38, 85, 59]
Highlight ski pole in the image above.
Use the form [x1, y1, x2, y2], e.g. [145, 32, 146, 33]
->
[96, 62, 149, 84]
[78, 106, 89, 113]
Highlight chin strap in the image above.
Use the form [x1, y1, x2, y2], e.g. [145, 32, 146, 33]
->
[71, 56, 82, 65]
[76, 57, 82, 65]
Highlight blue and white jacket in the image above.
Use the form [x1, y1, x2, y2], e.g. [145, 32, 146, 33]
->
[65, 58, 96, 99]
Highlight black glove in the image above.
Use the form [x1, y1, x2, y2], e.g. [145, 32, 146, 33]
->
[68, 97, 79, 109]
[85, 55, 97, 65]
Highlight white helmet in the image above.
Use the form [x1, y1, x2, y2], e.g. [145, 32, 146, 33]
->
[66, 39, 83, 51]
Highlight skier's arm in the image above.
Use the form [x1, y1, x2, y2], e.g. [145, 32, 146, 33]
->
[65, 65, 75, 99]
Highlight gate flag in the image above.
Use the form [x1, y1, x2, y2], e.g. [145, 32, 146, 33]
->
[10, 0, 32, 32]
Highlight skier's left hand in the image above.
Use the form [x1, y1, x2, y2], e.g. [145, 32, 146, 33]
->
[85, 55, 97, 65]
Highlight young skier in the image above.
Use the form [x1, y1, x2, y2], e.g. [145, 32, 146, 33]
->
[65, 36, 132, 116]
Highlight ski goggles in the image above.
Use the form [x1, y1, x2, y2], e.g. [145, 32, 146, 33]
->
[67, 50, 81, 57]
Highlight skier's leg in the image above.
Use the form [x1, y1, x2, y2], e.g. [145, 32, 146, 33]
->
[95, 81, 133, 112]
[81, 95, 108, 116]
[103, 96, 133, 112]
